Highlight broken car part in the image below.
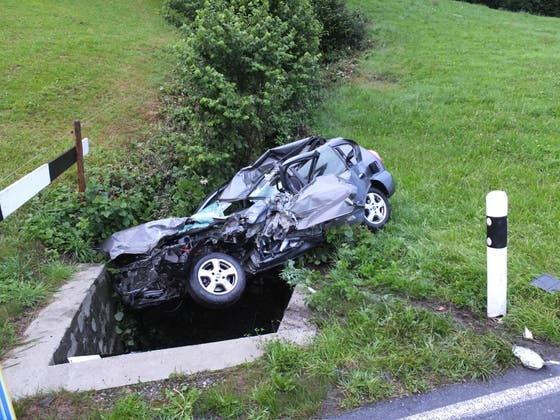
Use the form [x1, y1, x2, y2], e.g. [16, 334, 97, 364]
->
[530, 273, 560, 293]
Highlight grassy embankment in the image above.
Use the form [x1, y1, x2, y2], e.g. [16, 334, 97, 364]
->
[315, 0, 560, 338]
[0, 0, 177, 355]
[8, 0, 560, 418]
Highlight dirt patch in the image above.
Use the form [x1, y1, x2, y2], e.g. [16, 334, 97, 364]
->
[415, 299, 560, 364]
[315, 386, 346, 419]
[140, 99, 161, 123]
[351, 72, 398, 90]
[412, 299, 496, 331]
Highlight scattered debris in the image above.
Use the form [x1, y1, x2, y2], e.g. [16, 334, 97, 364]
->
[103, 137, 395, 310]
[530, 273, 560, 293]
[523, 327, 534, 340]
[39, 396, 55, 408]
[512, 345, 544, 370]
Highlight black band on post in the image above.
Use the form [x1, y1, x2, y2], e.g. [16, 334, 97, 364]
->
[48, 147, 77, 182]
[487, 216, 507, 249]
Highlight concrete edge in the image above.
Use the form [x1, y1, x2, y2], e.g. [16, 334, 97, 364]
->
[2, 266, 316, 399]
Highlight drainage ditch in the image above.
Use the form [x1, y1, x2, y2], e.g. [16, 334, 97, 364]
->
[53, 269, 293, 364]
[4, 264, 316, 398]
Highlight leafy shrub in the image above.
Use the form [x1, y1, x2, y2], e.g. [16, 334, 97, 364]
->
[22, 131, 215, 260]
[25, 162, 162, 260]
[164, 0, 369, 62]
[22, 132, 215, 260]
[310, 0, 368, 61]
[166, 0, 321, 178]
[162, 0, 204, 27]
[460, 0, 560, 17]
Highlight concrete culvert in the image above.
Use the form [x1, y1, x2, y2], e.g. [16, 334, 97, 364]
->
[110, 269, 293, 354]
[2, 265, 315, 399]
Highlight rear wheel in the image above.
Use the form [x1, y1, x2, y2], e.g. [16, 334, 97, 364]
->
[189, 252, 246, 309]
[363, 187, 390, 231]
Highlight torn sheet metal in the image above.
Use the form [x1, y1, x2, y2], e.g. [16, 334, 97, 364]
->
[103, 136, 396, 309]
[530, 273, 560, 293]
[102, 217, 188, 260]
[219, 136, 327, 201]
[289, 174, 358, 230]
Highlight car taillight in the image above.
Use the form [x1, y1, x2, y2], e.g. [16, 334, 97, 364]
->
[368, 149, 384, 165]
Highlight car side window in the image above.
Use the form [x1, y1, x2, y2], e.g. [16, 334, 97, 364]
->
[311, 147, 347, 179]
[334, 144, 358, 167]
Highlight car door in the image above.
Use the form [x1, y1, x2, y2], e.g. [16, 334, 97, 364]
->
[280, 146, 362, 230]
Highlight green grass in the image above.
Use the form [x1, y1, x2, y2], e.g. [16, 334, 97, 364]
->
[7, 0, 560, 417]
[0, 0, 176, 188]
[314, 0, 560, 340]
[0, 0, 177, 357]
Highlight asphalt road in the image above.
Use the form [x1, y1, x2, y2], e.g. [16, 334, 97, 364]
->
[327, 364, 560, 419]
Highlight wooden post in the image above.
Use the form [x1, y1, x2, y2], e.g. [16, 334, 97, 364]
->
[74, 120, 86, 195]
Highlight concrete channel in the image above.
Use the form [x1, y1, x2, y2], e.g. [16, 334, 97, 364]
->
[1, 264, 316, 399]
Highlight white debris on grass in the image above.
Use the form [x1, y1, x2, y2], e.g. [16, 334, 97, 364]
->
[512, 345, 544, 370]
[523, 327, 534, 340]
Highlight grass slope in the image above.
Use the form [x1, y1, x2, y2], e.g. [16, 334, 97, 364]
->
[0, 0, 176, 356]
[315, 0, 560, 339]
[0, 0, 175, 188]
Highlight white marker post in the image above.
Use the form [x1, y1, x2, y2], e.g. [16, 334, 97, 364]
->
[486, 191, 508, 318]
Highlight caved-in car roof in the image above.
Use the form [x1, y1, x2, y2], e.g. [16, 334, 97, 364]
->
[218, 136, 326, 202]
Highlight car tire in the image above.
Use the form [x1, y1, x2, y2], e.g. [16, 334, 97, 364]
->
[188, 252, 246, 308]
[363, 187, 391, 231]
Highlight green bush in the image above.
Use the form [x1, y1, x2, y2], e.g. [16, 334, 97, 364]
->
[166, 0, 321, 177]
[22, 133, 213, 260]
[164, 0, 369, 62]
[310, 0, 368, 61]
[24, 174, 153, 260]
[162, 0, 204, 27]
[460, 0, 560, 17]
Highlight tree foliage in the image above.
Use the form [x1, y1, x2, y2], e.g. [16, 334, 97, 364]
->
[167, 0, 321, 182]
[310, 0, 368, 61]
[460, 0, 560, 17]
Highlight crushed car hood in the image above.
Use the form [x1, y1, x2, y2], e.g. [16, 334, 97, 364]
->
[102, 218, 188, 260]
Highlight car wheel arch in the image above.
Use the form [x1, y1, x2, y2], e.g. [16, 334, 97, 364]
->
[369, 180, 389, 197]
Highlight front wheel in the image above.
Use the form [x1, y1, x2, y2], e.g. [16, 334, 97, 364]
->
[188, 252, 246, 309]
[363, 188, 391, 231]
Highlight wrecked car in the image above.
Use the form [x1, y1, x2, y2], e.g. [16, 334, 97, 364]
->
[102, 136, 395, 309]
